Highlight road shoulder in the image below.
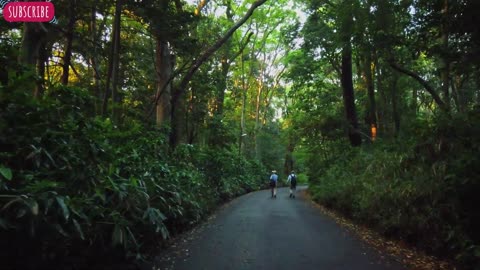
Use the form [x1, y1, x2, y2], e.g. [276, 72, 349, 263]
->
[302, 189, 454, 270]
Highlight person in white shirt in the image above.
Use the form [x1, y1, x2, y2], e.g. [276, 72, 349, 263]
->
[286, 171, 297, 198]
[269, 170, 278, 198]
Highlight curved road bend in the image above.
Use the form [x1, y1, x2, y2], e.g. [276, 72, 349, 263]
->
[155, 186, 406, 270]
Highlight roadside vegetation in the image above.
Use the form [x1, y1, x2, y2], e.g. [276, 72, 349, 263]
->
[285, 1, 480, 269]
[1, 0, 479, 269]
[0, 87, 266, 268]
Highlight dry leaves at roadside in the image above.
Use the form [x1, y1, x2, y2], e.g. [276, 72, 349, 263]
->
[303, 191, 455, 270]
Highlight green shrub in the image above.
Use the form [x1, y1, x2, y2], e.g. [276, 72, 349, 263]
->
[0, 85, 266, 268]
[296, 173, 309, 184]
[307, 109, 480, 269]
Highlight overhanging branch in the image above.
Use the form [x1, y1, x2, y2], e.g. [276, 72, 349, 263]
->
[172, 0, 268, 103]
[389, 60, 448, 111]
[229, 32, 254, 64]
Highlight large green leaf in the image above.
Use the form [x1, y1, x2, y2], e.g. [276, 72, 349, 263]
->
[56, 197, 70, 221]
[72, 219, 85, 240]
[112, 224, 124, 246]
[126, 226, 138, 247]
[160, 225, 169, 240]
[0, 167, 12, 181]
[30, 200, 39, 216]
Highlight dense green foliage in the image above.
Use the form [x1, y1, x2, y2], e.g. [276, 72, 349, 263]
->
[0, 86, 265, 268]
[1, 0, 479, 268]
[284, 0, 480, 268]
[308, 112, 480, 267]
[0, 0, 294, 267]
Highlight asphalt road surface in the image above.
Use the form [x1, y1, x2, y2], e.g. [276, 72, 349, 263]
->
[155, 187, 406, 270]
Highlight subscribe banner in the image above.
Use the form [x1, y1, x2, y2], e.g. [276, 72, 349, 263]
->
[1, 1, 55, 23]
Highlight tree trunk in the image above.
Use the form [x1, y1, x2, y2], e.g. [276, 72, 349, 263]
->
[102, 39, 115, 115]
[412, 85, 418, 116]
[19, 23, 46, 67]
[214, 0, 233, 118]
[215, 59, 230, 117]
[374, 51, 387, 134]
[208, 57, 230, 147]
[340, 0, 361, 146]
[239, 53, 247, 157]
[452, 75, 467, 112]
[283, 86, 296, 174]
[341, 43, 362, 146]
[391, 74, 400, 136]
[102, 0, 122, 118]
[283, 142, 295, 175]
[186, 89, 195, 144]
[254, 74, 264, 159]
[169, 91, 186, 147]
[0, 64, 7, 86]
[90, 2, 101, 114]
[155, 37, 173, 126]
[61, 0, 76, 86]
[169, 0, 267, 148]
[451, 77, 460, 112]
[19, 23, 47, 96]
[110, 0, 122, 122]
[34, 41, 48, 98]
[440, 0, 450, 110]
[365, 50, 377, 138]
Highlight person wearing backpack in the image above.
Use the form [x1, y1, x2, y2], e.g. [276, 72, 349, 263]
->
[287, 171, 297, 198]
[269, 170, 278, 198]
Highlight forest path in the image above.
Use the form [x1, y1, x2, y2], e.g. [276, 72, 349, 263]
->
[154, 187, 406, 270]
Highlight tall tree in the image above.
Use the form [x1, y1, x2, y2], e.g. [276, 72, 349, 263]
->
[19, 23, 47, 96]
[61, 0, 77, 85]
[102, 0, 123, 119]
[339, 0, 361, 146]
[110, 0, 123, 121]
[169, 0, 268, 147]
[88, 0, 102, 113]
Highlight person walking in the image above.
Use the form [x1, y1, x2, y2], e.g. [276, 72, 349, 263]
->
[269, 170, 278, 198]
[287, 171, 297, 198]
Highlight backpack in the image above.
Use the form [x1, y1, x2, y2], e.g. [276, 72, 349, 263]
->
[291, 174, 297, 184]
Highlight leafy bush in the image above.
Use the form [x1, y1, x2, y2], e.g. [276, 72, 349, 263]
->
[296, 173, 309, 184]
[0, 85, 265, 268]
[192, 147, 265, 201]
[307, 109, 480, 269]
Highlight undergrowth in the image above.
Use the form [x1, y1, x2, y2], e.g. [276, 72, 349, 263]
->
[308, 110, 480, 269]
[0, 86, 265, 269]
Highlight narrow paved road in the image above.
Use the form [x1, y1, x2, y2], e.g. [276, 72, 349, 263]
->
[155, 187, 406, 270]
